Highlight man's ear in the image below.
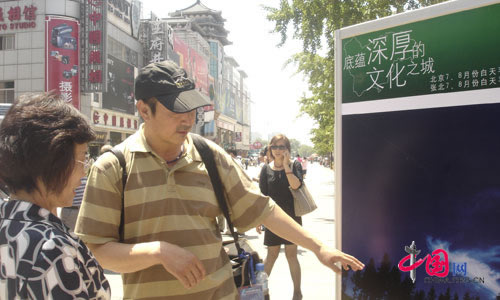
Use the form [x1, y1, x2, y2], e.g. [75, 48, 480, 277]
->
[137, 100, 151, 121]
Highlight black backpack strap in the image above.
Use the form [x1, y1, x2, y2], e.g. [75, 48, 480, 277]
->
[108, 148, 127, 243]
[191, 134, 242, 253]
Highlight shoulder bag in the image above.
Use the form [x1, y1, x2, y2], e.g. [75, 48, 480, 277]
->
[191, 135, 261, 290]
[289, 162, 317, 216]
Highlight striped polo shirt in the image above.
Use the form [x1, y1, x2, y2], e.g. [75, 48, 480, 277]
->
[75, 126, 275, 300]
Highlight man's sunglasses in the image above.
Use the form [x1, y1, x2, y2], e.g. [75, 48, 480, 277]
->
[270, 145, 286, 150]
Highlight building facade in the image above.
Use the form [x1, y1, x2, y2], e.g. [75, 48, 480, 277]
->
[0, 0, 143, 156]
[0, 0, 251, 155]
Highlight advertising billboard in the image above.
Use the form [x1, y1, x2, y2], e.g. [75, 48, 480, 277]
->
[173, 34, 209, 96]
[45, 16, 80, 109]
[336, 1, 500, 299]
[103, 55, 135, 114]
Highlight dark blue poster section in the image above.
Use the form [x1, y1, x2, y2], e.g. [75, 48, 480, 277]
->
[342, 103, 500, 299]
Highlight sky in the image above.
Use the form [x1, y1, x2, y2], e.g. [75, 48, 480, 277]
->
[140, 0, 316, 146]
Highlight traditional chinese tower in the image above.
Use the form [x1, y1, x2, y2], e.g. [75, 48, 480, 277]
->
[168, 2, 250, 149]
[168, 0, 231, 81]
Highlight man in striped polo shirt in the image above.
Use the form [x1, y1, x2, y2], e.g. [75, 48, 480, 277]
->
[75, 60, 364, 299]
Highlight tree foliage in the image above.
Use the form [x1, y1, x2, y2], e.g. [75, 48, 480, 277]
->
[265, 0, 448, 153]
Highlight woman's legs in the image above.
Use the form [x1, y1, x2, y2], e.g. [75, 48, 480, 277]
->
[264, 245, 280, 276]
[285, 244, 302, 299]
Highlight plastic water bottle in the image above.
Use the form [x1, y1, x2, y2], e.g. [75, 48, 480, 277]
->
[254, 263, 270, 300]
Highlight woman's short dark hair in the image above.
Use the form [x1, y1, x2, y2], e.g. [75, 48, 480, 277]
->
[0, 93, 95, 195]
[269, 134, 291, 160]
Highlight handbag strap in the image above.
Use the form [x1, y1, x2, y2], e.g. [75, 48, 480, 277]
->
[191, 134, 243, 254]
[108, 148, 127, 243]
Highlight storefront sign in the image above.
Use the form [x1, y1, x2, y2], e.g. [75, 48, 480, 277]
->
[45, 16, 80, 108]
[0, 3, 37, 31]
[94, 130, 107, 143]
[81, 0, 107, 92]
[107, 0, 131, 35]
[216, 119, 234, 131]
[92, 108, 138, 131]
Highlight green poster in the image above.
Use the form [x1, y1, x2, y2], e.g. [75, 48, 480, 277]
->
[341, 4, 500, 104]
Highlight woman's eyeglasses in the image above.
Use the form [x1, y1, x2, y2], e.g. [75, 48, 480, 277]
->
[76, 157, 91, 172]
[270, 145, 286, 150]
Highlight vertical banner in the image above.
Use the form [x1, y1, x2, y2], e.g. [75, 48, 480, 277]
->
[81, 0, 107, 92]
[173, 34, 209, 94]
[45, 16, 80, 109]
[173, 34, 189, 72]
[189, 49, 209, 97]
[337, 2, 500, 300]
[130, 0, 142, 39]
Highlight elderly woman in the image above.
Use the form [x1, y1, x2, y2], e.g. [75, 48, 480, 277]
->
[0, 93, 111, 299]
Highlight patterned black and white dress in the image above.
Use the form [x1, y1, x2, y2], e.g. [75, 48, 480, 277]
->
[0, 199, 111, 299]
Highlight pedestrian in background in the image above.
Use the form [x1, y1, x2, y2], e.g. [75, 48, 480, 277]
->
[0, 93, 110, 299]
[257, 134, 304, 300]
[60, 144, 112, 231]
[259, 146, 269, 166]
[301, 157, 308, 179]
[60, 176, 87, 232]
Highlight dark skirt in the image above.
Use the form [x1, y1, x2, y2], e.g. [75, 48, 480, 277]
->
[264, 215, 302, 246]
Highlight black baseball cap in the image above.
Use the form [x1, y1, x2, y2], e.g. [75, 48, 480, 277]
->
[135, 60, 211, 113]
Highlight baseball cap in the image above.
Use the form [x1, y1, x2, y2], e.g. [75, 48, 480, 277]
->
[135, 60, 211, 113]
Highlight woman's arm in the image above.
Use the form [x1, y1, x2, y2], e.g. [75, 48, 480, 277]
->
[284, 153, 302, 190]
[258, 164, 269, 195]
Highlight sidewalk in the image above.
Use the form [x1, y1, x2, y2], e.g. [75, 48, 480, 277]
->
[105, 162, 337, 299]
[250, 162, 337, 300]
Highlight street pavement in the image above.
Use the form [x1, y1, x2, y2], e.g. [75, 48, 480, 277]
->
[105, 162, 338, 299]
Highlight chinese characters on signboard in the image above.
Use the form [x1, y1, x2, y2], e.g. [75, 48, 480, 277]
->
[45, 16, 80, 108]
[81, 0, 107, 92]
[149, 19, 166, 63]
[341, 7, 500, 104]
[343, 30, 435, 98]
[0, 4, 37, 30]
[92, 107, 138, 130]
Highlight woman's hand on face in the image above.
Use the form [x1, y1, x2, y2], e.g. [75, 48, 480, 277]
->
[283, 150, 291, 165]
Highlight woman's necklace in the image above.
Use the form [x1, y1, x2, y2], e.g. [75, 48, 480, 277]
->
[166, 145, 184, 164]
[273, 161, 284, 169]
[273, 161, 284, 178]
